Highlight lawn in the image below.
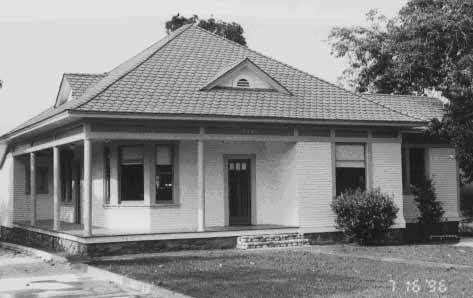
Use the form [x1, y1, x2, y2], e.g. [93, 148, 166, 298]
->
[92, 245, 473, 298]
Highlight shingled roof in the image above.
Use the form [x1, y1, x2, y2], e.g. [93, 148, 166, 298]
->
[5, 24, 427, 138]
[64, 73, 107, 99]
[364, 94, 445, 121]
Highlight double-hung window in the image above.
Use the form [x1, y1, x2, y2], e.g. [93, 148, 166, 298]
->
[335, 144, 366, 195]
[402, 147, 426, 193]
[155, 144, 175, 203]
[60, 150, 74, 203]
[25, 159, 49, 195]
[120, 146, 144, 201]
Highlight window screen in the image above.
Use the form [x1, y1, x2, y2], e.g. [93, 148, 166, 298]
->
[335, 144, 366, 195]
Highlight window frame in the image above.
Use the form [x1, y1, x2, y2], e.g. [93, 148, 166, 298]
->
[402, 146, 428, 194]
[103, 146, 111, 205]
[334, 142, 368, 196]
[60, 150, 74, 204]
[119, 145, 145, 202]
[25, 158, 49, 195]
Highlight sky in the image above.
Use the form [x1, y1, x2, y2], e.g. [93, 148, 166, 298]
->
[0, 0, 408, 135]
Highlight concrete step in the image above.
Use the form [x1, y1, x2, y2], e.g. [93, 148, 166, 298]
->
[236, 233, 309, 249]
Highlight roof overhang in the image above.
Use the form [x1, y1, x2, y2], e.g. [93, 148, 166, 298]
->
[0, 111, 76, 144]
[69, 110, 427, 128]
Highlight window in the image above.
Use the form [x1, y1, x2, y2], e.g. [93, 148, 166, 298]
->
[104, 147, 111, 204]
[335, 144, 366, 195]
[236, 78, 250, 88]
[120, 146, 144, 201]
[402, 147, 426, 193]
[60, 150, 74, 203]
[156, 144, 175, 202]
[25, 161, 49, 195]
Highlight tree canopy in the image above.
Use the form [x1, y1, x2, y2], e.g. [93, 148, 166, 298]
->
[165, 14, 247, 46]
[329, 0, 473, 183]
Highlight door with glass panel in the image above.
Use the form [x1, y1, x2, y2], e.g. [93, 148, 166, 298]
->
[228, 159, 251, 225]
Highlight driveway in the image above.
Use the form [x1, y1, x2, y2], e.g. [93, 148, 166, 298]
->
[0, 247, 151, 297]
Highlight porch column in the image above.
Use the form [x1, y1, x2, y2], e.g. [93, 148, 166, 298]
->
[53, 146, 61, 230]
[197, 139, 205, 231]
[83, 138, 92, 236]
[29, 152, 36, 226]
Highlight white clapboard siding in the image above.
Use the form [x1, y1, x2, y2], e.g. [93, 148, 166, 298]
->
[296, 142, 335, 231]
[371, 143, 405, 227]
[429, 148, 460, 221]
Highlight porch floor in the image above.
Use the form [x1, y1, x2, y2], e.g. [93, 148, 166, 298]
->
[13, 220, 299, 243]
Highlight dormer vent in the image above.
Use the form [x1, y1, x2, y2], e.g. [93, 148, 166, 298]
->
[236, 78, 250, 88]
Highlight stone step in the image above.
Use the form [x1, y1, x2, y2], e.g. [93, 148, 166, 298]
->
[237, 233, 305, 243]
[236, 238, 310, 249]
[236, 232, 310, 249]
[429, 234, 460, 243]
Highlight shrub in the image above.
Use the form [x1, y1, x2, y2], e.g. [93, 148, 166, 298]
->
[411, 178, 444, 224]
[331, 188, 399, 245]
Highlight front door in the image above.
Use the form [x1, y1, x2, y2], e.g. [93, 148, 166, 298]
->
[228, 159, 251, 225]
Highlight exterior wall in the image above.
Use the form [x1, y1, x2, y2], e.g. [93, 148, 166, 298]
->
[100, 140, 298, 231]
[13, 155, 53, 222]
[0, 153, 14, 227]
[204, 141, 297, 228]
[102, 141, 200, 232]
[371, 143, 405, 227]
[403, 147, 460, 223]
[429, 147, 460, 221]
[295, 142, 335, 231]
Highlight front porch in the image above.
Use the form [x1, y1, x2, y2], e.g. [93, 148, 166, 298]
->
[9, 121, 302, 240]
[2, 221, 303, 256]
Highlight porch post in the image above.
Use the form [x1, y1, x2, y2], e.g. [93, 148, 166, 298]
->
[83, 138, 92, 236]
[197, 139, 205, 231]
[29, 152, 36, 226]
[53, 146, 61, 230]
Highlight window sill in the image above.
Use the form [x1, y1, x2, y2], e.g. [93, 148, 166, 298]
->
[61, 202, 74, 206]
[151, 202, 180, 208]
[103, 202, 180, 208]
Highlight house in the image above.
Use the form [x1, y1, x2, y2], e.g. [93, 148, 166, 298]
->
[0, 24, 460, 255]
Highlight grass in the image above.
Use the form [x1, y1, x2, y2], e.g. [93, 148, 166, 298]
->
[315, 243, 473, 266]
[92, 245, 473, 298]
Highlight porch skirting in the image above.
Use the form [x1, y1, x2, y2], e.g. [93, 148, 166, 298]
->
[0, 224, 406, 257]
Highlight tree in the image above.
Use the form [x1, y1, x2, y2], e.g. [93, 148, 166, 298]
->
[165, 14, 247, 46]
[329, 0, 473, 183]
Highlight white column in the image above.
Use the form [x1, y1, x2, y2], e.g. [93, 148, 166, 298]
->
[197, 139, 205, 231]
[29, 152, 36, 226]
[83, 139, 92, 236]
[53, 147, 61, 230]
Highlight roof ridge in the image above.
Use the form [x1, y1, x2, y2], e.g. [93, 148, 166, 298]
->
[364, 93, 438, 99]
[71, 23, 194, 111]
[64, 72, 108, 76]
[192, 25, 422, 123]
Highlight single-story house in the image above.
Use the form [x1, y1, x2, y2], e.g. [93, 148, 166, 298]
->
[0, 24, 460, 255]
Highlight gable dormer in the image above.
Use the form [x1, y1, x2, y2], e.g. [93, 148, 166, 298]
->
[54, 76, 73, 107]
[201, 57, 292, 94]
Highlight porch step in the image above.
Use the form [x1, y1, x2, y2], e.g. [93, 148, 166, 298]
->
[236, 233, 309, 249]
[429, 234, 460, 243]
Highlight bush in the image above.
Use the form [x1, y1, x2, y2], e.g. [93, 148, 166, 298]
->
[331, 188, 399, 245]
[411, 178, 444, 224]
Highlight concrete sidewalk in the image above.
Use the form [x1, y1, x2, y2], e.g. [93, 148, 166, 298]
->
[0, 247, 151, 297]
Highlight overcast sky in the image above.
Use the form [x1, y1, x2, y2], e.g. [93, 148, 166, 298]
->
[0, 0, 407, 134]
